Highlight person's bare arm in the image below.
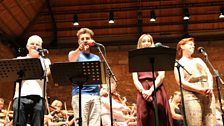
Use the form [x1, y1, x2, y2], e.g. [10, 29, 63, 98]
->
[174, 64, 207, 95]
[68, 48, 81, 62]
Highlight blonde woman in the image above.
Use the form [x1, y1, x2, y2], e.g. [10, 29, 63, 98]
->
[132, 34, 173, 126]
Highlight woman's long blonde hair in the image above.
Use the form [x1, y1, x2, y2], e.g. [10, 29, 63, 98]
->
[137, 34, 154, 49]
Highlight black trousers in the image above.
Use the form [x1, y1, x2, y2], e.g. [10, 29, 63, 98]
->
[13, 95, 44, 126]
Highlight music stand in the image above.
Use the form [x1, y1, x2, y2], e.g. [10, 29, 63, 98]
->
[128, 47, 176, 126]
[0, 58, 44, 126]
[50, 61, 106, 126]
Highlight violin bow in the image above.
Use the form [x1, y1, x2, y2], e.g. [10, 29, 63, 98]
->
[45, 96, 50, 114]
[4, 101, 12, 122]
[64, 102, 69, 121]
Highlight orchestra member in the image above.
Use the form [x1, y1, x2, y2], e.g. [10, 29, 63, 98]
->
[47, 100, 75, 126]
[0, 98, 12, 126]
[101, 79, 136, 126]
[169, 91, 184, 126]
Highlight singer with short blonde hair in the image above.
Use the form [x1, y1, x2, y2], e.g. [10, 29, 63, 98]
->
[68, 28, 101, 126]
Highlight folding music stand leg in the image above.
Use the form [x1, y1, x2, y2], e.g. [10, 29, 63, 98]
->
[15, 79, 22, 126]
[15, 70, 25, 126]
[77, 83, 83, 126]
[70, 79, 86, 126]
[150, 58, 159, 126]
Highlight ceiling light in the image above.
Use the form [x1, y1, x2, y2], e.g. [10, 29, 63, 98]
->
[109, 11, 114, 24]
[150, 10, 156, 22]
[183, 8, 190, 20]
[73, 14, 79, 26]
[219, 7, 224, 18]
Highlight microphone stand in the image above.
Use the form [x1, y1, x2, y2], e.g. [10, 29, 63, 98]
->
[203, 55, 224, 125]
[96, 45, 117, 126]
[175, 60, 190, 126]
[39, 52, 48, 126]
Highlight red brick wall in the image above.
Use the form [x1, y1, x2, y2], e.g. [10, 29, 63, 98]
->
[1, 41, 224, 110]
[0, 42, 16, 109]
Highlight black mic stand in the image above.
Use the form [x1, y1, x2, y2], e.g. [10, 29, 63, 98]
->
[96, 46, 117, 126]
[39, 51, 49, 126]
[203, 55, 224, 125]
[175, 60, 190, 126]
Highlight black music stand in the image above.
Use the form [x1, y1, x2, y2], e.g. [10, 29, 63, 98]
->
[128, 47, 176, 126]
[50, 61, 106, 126]
[0, 58, 44, 126]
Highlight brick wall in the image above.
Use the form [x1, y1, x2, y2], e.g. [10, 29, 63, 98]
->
[1, 40, 224, 110]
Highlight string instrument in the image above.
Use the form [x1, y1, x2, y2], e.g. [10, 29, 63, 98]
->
[112, 92, 128, 106]
[0, 101, 13, 123]
[45, 96, 68, 119]
[7, 101, 13, 118]
[49, 106, 67, 119]
[48, 102, 74, 121]
[112, 92, 133, 116]
[111, 92, 137, 124]
[0, 111, 13, 119]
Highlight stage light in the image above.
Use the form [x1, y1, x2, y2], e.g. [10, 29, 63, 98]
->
[73, 14, 79, 26]
[183, 8, 190, 20]
[150, 10, 156, 22]
[219, 7, 224, 18]
[109, 11, 114, 24]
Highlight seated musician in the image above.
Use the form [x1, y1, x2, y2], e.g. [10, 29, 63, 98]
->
[169, 91, 184, 126]
[47, 100, 75, 126]
[100, 80, 136, 126]
[0, 98, 12, 126]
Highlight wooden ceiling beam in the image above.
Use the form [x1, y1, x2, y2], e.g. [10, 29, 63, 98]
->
[39, 1, 223, 15]
[43, 33, 224, 48]
[1, 2, 24, 31]
[15, 0, 32, 21]
[0, 14, 16, 36]
[27, 0, 38, 12]
[31, 18, 224, 33]
[18, 0, 46, 46]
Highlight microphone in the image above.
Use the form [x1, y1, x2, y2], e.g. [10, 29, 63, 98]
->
[154, 42, 169, 48]
[36, 48, 49, 54]
[88, 41, 104, 47]
[197, 47, 207, 56]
